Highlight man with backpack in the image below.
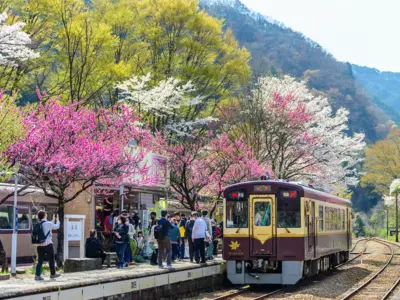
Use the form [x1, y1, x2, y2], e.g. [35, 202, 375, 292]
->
[155, 210, 174, 269]
[32, 210, 61, 281]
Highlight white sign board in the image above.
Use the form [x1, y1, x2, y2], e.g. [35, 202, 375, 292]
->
[67, 221, 82, 241]
[64, 214, 86, 261]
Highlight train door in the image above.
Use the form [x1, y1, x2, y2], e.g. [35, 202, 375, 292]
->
[346, 208, 351, 249]
[250, 195, 275, 256]
[307, 201, 316, 258]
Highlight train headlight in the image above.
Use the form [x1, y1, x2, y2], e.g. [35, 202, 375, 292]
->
[236, 261, 242, 274]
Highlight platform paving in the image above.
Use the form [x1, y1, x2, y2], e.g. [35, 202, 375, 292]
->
[0, 256, 225, 299]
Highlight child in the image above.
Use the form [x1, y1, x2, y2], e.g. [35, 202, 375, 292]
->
[136, 231, 146, 256]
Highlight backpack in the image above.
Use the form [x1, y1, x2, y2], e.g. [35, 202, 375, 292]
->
[31, 221, 49, 244]
[153, 225, 164, 240]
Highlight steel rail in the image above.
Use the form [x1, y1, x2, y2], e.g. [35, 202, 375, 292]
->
[339, 238, 394, 300]
[377, 239, 400, 300]
[211, 287, 281, 300]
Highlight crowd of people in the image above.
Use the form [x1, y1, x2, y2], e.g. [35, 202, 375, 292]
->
[148, 210, 222, 269]
[86, 209, 223, 270]
[31, 208, 223, 280]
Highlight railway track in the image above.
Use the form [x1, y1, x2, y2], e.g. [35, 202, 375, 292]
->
[204, 239, 400, 300]
[339, 238, 400, 300]
[210, 286, 280, 300]
[207, 239, 369, 300]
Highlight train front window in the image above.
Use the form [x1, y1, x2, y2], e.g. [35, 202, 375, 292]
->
[254, 202, 271, 226]
[226, 201, 248, 228]
[277, 191, 301, 228]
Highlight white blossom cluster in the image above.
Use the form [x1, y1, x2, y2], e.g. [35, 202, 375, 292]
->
[255, 75, 366, 191]
[0, 12, 39, 66]
[117, 73, 216, 137]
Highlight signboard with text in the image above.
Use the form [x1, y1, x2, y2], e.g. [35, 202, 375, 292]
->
[67, 221, 82, 241]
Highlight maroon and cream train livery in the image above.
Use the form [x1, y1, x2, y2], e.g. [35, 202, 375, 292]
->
[223, 180, 352, 285]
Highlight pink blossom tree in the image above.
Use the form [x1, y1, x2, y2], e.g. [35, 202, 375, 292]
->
[222, 76, 365, 191]
[5, 98, 154, 266]
[156, 133, 265, 212]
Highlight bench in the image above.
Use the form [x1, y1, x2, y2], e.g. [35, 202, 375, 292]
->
[105, 252, 118, 268]
[64, 258, 102, 273]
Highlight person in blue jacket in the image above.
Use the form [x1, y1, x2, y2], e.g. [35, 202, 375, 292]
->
[169, 217, 181, 262]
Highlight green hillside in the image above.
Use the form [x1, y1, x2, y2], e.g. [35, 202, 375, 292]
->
[352, 64, 400, 125]
[201, 0, 394, 142]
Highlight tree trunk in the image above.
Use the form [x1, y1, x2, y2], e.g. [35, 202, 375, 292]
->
[396, 192, 398, 243]
[56, 199, 65, 268]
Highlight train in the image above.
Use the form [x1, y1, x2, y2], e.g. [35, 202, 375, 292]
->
[223, 180, 352, 285]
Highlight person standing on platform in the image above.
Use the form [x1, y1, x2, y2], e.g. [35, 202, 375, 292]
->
[124, 213, 135, 266]
[185, 213, 196, 262]
[33, 210, 61, 281]
[202, 210, 214, 260]
[113, 216, 129, 269]
[148, 212, 158, 265]
[179, 213, 187, 260]
[192, 212, 206, 264]
[157, 210, 174, 269]
[169, 218, 181, 262]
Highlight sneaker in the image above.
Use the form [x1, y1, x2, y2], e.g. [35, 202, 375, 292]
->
[158, 265, 164, 269]
[124, 263, 129, 267]
[50, 274, 61, 279]
[34, 276, 44, 281]
[166, 265, 175, 270]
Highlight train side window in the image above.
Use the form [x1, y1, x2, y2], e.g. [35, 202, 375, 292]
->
[342, 210, 345, 230]
[226, 201, 248, 228]
[319, 206, 324, 231]
[0, 206, 30, 230]
[254, 202, 271, 226]
[324, 207, 329, 231]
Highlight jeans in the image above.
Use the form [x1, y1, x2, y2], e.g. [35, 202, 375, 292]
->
[207, 241, 214, 258]
[180, 239, 185, 259]
[36, 244, 56, 276]
[157, 237, 172, 267]
[194, 238, 206, 263]
[171, 243, 179, 261]
[116, 242, 127, 267]
[124, 241, 131, 263]
[213, 240, 219, 256]
[188, 238, 194, 261]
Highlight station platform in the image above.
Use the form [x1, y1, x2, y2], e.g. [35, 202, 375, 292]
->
[0, 257, 226, 300]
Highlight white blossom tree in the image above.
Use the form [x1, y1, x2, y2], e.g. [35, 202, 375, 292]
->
[223, 75, 365, 191]
[117, 73, 215, 138]
[0, 11, 39, 66]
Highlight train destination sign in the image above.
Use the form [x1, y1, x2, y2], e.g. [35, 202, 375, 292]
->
[254, 185, 271, 192]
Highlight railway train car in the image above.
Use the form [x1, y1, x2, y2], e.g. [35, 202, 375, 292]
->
[223, 180, 352, 285]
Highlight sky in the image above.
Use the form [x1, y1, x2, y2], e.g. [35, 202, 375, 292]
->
[241, 0, 400, 72]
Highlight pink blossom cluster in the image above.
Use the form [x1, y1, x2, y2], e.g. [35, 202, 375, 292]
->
[6, 99, 155, 194]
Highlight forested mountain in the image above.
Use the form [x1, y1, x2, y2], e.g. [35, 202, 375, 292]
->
[201, 0, 394, 142]
[352, 64, 400, 125]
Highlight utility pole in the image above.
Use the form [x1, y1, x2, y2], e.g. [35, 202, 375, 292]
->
[387, 206, 389, 240]
[11, 174, 18, 276]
